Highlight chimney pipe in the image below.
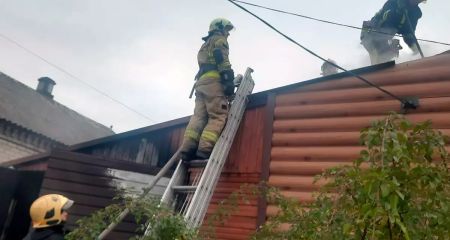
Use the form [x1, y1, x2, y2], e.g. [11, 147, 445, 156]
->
[36, 77, 56, 99]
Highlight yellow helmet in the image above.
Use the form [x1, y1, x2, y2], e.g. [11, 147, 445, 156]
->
[209, 18, 234, 32]
[29, 194, 74, 228]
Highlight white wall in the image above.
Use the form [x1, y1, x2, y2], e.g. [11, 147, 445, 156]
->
[0, 135, 43, 164]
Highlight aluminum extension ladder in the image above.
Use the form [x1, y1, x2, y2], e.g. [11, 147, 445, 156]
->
[149, 67, 255, 233]
[98, 68, 255, 240]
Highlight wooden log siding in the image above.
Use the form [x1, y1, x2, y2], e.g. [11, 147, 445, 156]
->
[82, 126, 185, 167]
[267, 54, 450, 221]
[202, 105, 267, 240]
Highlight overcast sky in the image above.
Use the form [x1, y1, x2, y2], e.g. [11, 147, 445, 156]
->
[1, 0, 449, 133]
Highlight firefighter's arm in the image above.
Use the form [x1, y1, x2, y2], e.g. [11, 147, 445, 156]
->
[213, 37, 235, 96]
[403, 34, 416, 48]
[213, 37, 232, 72]
[377, 0, 398, 27]
[403, 15, 420, 48]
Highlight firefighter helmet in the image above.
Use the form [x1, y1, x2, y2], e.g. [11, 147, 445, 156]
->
[209, 18, 234, 32]
[29, 194, 74, 228]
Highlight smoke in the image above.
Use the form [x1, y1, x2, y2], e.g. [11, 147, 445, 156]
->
[397, 42, 449, 63]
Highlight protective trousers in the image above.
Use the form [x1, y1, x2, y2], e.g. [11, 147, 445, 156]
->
[181, 76, 229, 160]
[361, 27, 397, 64]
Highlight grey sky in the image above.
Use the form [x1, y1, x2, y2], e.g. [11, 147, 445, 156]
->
[0, 0, 449, 133]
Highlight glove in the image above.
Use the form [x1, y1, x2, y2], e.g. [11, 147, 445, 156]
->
[223, 79, 235, 96]
[220, 69, 235, 96]
[220, 69, 235, 82]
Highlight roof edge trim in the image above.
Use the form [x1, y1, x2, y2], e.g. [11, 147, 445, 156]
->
[69, 116, 191, 151]
[251, 61, 395, 99]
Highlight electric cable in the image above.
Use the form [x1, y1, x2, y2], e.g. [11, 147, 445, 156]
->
[0, 32, 156, 123]
[227, 0, 418, 109]
[231, 0, 450, 47]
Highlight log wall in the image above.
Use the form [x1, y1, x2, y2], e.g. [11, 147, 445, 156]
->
[204, 105, 267, 240]
[267, 53, 450, 218]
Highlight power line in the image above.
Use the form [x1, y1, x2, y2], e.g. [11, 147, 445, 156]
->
[0, 32, 156, 123]
[232, 0, 450, 47]
[227, 0, 418, 109]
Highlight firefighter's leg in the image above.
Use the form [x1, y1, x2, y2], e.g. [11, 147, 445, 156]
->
[180, 93, 208, 161]
[196, 81, 229, 159]
[370, 49, 381, 65]
[372, 29, 397, 64]
[361, 32, 378, 65]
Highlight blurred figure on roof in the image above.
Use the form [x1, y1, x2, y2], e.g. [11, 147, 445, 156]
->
[321, 59, 339, 76]
[361, 0, 426, 64]
[23, 194, 74, 240]
[180, 18, 236, 161]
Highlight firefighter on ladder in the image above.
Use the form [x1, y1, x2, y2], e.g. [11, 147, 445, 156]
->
[361, 0, 425, 64]
[181, 18, 235, 161]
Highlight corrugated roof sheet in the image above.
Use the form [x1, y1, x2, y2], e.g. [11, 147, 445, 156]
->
[0, 71, 114, 145]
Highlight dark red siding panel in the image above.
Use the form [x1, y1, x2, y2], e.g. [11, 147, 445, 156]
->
[225, 105, 266, 174]
[204, 105, 267, 239]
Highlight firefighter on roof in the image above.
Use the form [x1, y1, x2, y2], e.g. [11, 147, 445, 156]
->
[321, 59, 339, 76]
[361, 0, 425, 64]
[180, 18, 235, 161]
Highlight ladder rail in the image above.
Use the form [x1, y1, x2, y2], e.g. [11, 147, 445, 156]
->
[185, 69, 253, 226]
[143, 68, 254, 237]
[160, 160, 186, 205]
[97, 149, 181, 240]
[192, 69, 252, 221]
[183, 68, 255, 227]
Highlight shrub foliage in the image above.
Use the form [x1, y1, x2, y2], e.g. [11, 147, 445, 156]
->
[66, 195, 198, 240]
[254, 114, 449, 240]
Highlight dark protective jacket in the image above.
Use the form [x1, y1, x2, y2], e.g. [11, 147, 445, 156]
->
[371, 0, 422, 47]
[22, 226, 65, 240]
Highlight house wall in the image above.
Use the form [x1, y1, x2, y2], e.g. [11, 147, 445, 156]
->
[0, 119, 63, 164]
[72, 103, 269, 240]
[0, 137, 40, 163]
[77, 125, 184, 167]
[0, 168, 44, 240]
[203, 105, 268, 240]
[265, 54, 450, 219]
[14, 150, 169, 240]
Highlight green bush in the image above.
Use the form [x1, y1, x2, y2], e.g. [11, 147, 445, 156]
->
[254, 114, 449, 240]
[66, 195, 198, 240]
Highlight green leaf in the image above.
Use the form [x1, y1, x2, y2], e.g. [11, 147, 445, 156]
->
[390, 195, 399, 213]
[343, 223, 352, 234]
[396, 219, 411, 240]
[381, 183, 390, 197]
[395, 190, 405, 200]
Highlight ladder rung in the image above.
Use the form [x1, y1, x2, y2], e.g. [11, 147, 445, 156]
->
[172, 185, 197, 193]
[184, 160, 208, 168]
